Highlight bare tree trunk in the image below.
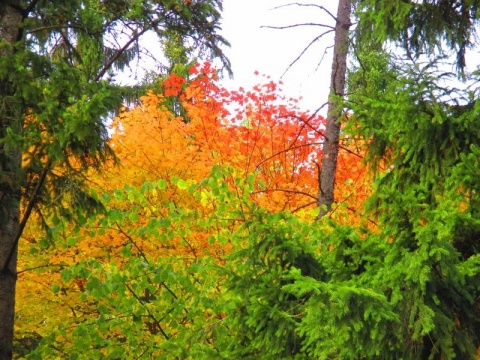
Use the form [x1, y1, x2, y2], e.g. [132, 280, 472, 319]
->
[0, 2, 23, 358]
[317, 0, 351, 219]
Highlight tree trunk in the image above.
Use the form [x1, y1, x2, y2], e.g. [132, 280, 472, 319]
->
[317, 0, 351, 219]
[0, 2, 23, 358]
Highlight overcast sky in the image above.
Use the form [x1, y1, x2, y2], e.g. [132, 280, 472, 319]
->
[219, 1, 338, 115]
[117, 1, 339, 115]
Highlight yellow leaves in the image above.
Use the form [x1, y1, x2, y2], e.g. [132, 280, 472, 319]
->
[15, 65, 373, 352]
[199, 188, 218, 209]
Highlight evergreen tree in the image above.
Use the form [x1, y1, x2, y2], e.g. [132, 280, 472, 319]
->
[344, 46, 480, 359]
[340, 0, 480, 356]
[0, 0, 229, 357]
[356, 0, 480, 73]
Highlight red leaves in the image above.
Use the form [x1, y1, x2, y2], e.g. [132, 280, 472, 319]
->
[112, 62, 369, 216]
[163, 74, 186, 97]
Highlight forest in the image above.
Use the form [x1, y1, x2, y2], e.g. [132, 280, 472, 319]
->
[1, 0, 480, 359]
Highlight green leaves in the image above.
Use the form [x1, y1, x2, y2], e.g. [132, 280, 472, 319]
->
[157, 179, 168, 190]
[347, 16, 480, 356]
[356, 0, 479, 73]
[26, 157, 480, 359]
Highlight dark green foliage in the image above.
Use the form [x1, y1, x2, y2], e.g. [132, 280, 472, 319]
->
[1, 0, 231, 231]
[345, 44, 480, 358]
[13, 331, 42, 358]
[222, 201, 480, 358]
[356, 0, 480, 73]
[222, 212, 324, 359]
[344, 1, 480, 353]
[1, 0, 230, 356]
[25, 164, 480, 359]
[228, 219, 393, 360]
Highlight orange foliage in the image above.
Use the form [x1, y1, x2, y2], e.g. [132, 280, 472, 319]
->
[16, 63, 371, 341]
[87, 63, 370, 218]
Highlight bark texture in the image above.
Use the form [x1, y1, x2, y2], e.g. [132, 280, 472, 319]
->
[317, 0, 352, 218]
[0, 2, 23, 358]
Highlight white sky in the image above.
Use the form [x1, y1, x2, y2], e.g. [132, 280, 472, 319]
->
[118, 1, 339, 115]
[219, 1, 338, 115]
[119, 1, 479, 114]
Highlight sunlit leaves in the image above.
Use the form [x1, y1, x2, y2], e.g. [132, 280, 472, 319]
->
[17, 63, 370, 358]
[26, 166, 249, 358]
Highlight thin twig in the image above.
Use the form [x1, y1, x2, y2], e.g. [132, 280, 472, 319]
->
[315, 44, 334, 72]
[25, 0, 42, 13]
[26, 24, 87, 34]
[114, 221, 149, 264]
[281, 30, 335, 78]
[124, 282, 170, 340]
[255, 142, 324, 170]
[261, 23, 334, 30]
[95, 18, 161, 81]
[17, 263, 65, 275]
[269, 3, 337, 22]
[292, 200, 317, 213]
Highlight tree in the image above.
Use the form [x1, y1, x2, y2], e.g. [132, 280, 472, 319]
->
[263, 1, 354, 217]
[263, 1, 353, 217]
[344, 50, 480, 359]
[317, 0, 352, 218]
[338, 1, 480, 357]
[15, 65, 369, 357]
[356, 0, 480, 74]
[0, 1, 229, 357]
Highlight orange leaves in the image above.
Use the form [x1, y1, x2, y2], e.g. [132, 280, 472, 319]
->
[322, 122, 374, 224]
[14, 64, 372, 350]
[105, 63, 370, 216]
[210, 81, 324, 213]
[163, 73, 186, 97]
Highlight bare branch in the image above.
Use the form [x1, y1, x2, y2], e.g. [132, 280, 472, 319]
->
[278, 112, 327, 138]
[261, 23, 334, 31]
[25, 0, 42, 13]
[124, 282, 170, 340]
[114, 221, 149, 263]
[315, 44, 334, 72]
[281, 30, 335, 78]
[310, 102, 329, 116]
[269, 3, 337, 22]
[292, 200, 317, 213]
[339, 142, 364, 159]
[17, 263, 65, 275]
[26, 24, 87, 34]
[280, 111, 364, 160]
[95, 18, 162, 81]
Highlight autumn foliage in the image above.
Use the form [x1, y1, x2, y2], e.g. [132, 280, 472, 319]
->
[105, 63, 369, 214]
[15, 63, 370, 356]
